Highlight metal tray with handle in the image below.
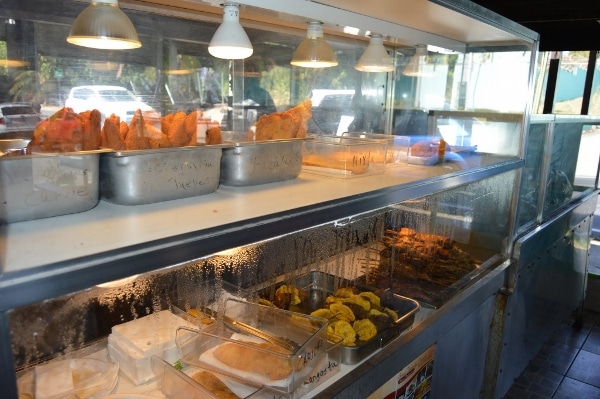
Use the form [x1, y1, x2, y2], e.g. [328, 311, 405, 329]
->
[257, 270, 420, 364]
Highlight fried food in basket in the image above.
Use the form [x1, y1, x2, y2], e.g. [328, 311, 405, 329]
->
[191, 370, 240, 399]
[251, 99, 312, 141]
[212, 340, 293, 380]
[28, 107, 102, 153]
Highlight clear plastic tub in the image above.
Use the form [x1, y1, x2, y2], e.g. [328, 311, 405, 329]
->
[169, 279, 254, 329]
[302, 134, 388, 177]
[152, 355, 263, 399]
[342, 132, 410, 165]
[176, 298, 330, 394]
[107, 310, 197, 385]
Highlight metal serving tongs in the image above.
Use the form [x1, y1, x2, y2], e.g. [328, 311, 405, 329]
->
[199, 306, 301, 354]
[222, 314, 301, 354]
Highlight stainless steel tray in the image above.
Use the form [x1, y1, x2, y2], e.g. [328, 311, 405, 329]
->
[0, 138, 30, 154]
[100, 146, 223, 205]
[257, 271, 420, 364]
[0, 145, 104, 223]
[220, 131, 308, 187]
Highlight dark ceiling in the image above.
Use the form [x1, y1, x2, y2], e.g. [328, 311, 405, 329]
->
[470, 0, 600, 51]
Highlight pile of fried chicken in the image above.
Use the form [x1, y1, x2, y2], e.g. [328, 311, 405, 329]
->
[27, 107, 102, 153]
[27, 99, 312, 153]
[101, 109, 221, 150]
[27, 107, 222, 153]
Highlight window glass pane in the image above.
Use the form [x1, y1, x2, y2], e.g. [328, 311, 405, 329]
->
[553, 51, 589, 114]
[587, 53, 600, 116]
[574, 123, 600, 189]
[531, 52, 551, 114]
[392, 45, 531, 158]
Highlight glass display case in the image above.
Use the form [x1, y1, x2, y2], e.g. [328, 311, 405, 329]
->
[0, 0, 540, 398]
[9, 171, 516, 398]
[516, 114, 600, 232]
[496, 113, 600, 396]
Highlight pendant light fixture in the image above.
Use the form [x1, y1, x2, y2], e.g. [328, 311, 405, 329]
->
[403, 45, 430, 77]
[165, 42, 195, 75]
[67, 0, 141, 50]
[355, 33, 394, 72]
[208, 3, 253, 60]
[291, 21, 338, 68]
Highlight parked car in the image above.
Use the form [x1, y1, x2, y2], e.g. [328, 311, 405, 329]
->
[0, 103, 42, 139]
[65, 85, 153, 123]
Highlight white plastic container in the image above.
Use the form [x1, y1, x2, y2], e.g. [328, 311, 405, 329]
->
[107, 310, 196, 385]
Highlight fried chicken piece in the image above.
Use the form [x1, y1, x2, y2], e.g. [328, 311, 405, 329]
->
[286, 99, 312, 138]
[28, 107, 82, 152]
[253, 99, 312, 141]
[206, 126, 222, 145]
[79, 109, 102, 151]
[100, 114, 126, 150]
[45, 108, 81, 145]
[144, 123, 171, 149]
[125, 110, 150, 150]
[161, 113, 174, 136]
[167, 111, 189, 147]
[191, 371, 240, 399]
[212, 340, 293, 380]
[119, 121, 129, 141]
[185, 110, 200, 145]
[255, 112, 298, 141]
[28, 120, 51, 152]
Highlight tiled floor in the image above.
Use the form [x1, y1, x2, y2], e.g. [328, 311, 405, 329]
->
[501, 241, 600, 399]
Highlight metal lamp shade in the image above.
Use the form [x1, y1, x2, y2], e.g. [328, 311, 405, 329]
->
[67, 0, 141, 50]
[355, 34, 394, 72]
[291, 21, 338, 68]
[208, 4, 253, 60]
